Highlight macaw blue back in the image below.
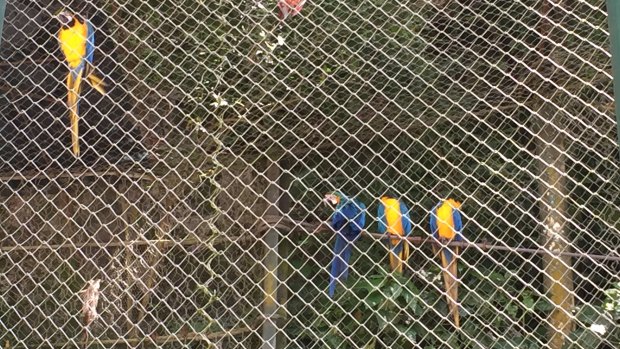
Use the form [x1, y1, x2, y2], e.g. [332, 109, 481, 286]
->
[328, 198, 366, 297]
[429, 203, 463, 264]
[85, 20, 95, 66]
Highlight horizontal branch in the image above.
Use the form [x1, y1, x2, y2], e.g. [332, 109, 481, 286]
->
[0, 233, 255, 253]
[41, 326, 254, 348]
[258, 215, 620, 263]
[363, 232, 620, 263]
[4, 215, 618, 263]
[0, 167, 156, 182]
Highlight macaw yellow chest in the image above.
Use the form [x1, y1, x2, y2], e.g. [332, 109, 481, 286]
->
[58, 22, 88, 69]
[436, 203, 456, 239]
[381, 198, 404, 235]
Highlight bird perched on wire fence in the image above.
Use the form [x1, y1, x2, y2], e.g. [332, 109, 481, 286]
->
[56, 10, 106, 157]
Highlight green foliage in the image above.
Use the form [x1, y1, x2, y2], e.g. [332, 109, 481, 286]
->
[562, 285, 620, 349]
[287, 272, 422, 348]
[604, 282, 620, 320]
[195, 284, 220, 332]
[562, 296, 620, 349]
[285, 247, 555, 349]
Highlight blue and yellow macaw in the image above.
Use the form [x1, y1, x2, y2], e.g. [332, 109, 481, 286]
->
[324, 191, 366, 298]
[57, 11, 106, 157]
[377, 194, 413, 273]
[429, 198, 463, 328]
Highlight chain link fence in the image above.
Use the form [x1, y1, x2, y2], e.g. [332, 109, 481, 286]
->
[0, 0, 619, 348]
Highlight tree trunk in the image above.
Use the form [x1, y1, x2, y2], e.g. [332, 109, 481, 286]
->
[535, 2, 574, 347]
[537, 104, 575, 349]
[261, 163, 281, 349]
[276, 160, 292, 349]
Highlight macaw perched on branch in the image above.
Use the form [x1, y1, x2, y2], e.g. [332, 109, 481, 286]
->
[57, 10, 106, 157]
[377, 194, 413, 273]
[429, 198, 463, 328]
[277, 0, 306, 20]
[324, 191, 366, 298]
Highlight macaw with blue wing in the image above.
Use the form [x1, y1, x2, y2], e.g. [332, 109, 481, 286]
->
[429, 198, 463, 328]
[324, 192, 366, 298]
[377, 194, 413, 273]
[56, 11, 106, 156]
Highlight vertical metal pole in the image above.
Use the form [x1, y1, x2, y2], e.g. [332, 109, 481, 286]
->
[606, 0, 620, 148]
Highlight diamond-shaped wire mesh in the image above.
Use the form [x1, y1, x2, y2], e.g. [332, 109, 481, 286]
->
[0, 0, 619, 348]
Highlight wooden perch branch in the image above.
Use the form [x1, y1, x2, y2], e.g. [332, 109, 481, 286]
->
[42, 326, 254, 348]
[255, 216, 620, 263]
[0, 167, 156, 181]
[0, 234, 254, 253]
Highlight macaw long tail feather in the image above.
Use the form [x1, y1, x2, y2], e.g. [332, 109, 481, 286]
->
[67, 73, 78, 156]
[69, 71, 84, 156]
[404, 240, 410, 257]
[389, 238, 408, 273]
[86, 72, 106, 95]
[328, 234, 353, 298]
[440, 246, 460, 328]
[402, 240, 409, 270]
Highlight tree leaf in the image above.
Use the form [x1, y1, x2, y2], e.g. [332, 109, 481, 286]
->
[401, 288, 419, 314]
[522, 292, 535, 312]
[384, 281, 403, 300]
[364, 292, 384, 308]
[394, 324, 417, 343]
[565, 328, 603, 349]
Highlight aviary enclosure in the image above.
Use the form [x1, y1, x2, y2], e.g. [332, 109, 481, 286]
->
[0, 0, 619, 348]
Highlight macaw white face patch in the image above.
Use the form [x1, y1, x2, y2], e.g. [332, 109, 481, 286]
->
[324, 193, 340, 206]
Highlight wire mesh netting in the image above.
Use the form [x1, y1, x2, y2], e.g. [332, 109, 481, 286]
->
[0, 0, 619, 348]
